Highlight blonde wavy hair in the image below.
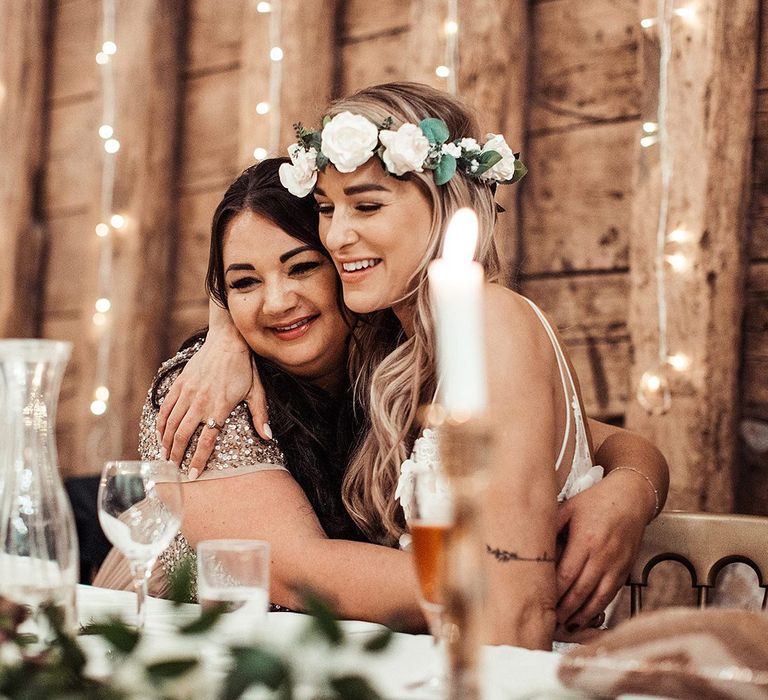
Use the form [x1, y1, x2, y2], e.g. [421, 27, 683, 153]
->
[326, 82, 502, 545]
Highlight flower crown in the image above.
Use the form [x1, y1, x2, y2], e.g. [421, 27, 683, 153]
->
[278, 111, 527, 198]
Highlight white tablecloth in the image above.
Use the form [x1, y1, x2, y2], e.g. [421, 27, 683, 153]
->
[77, 584, 578, 699]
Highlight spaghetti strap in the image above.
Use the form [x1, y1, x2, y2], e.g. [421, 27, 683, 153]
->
[523, 298, 572, 471]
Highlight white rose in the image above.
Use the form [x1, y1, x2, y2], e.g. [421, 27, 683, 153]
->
[459, 137, 480, 152]
[480, 132, 517, 181]
[441, 142, 462, 158]
[379, 123, 431, 175]
[320, 112, 379, 173]
[279, 145, 318, 197]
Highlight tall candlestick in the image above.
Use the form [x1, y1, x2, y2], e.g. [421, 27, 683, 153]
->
[427, 208, 486, 418]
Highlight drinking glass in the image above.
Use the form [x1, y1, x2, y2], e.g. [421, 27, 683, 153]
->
[196, 539, 270, 643]
[407, 467, 454, 693]
[98, 460, 183, 630]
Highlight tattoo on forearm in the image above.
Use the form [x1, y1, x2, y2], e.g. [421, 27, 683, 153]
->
[485, 544, 555, 563]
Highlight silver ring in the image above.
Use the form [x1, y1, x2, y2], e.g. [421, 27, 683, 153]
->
[204, 417, 223, 432]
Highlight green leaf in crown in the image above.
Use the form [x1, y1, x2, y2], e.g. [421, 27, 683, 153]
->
[419, 118, 450, 145]
[434, 153, 457, 185]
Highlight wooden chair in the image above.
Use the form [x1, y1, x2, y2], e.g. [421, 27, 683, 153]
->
[628, 510, 768, 616]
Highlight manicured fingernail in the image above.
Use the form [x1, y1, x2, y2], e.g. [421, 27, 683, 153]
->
[566, 623, 580, 634]
[187, 468, 199, 481]
[263, 423, 273, 440]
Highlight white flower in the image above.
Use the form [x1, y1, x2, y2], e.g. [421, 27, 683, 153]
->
[441, 142, 462, 158]
[458, 137, 480, 152]
[278, 143, 318, 197]
[320, 111, 379, 173]
[480, 132, 517, 181]
[379, 123, 431, 175]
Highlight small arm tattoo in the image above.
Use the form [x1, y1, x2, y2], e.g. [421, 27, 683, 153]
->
[486, 544, 555, 563]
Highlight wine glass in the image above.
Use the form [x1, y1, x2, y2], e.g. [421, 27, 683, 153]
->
[406, 466, 454, 694]
[97, 460, 183, 630]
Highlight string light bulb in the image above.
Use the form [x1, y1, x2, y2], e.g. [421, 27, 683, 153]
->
[269, 47, 283, 61]
[110, 214, 125, 229]
[102, 41, 117, 55]
[637, 366, 672, 415]
[94, 386, 110, 401]
[256, 1, 271, 12]
[640, 17, 657, 28]
[435, 65, 451, 78]
[643, 121, 658, 133]
[95, 297, 111, 313]
[673, 6, 696, 20]
[95, 52, 109, 65]
[640, 134, 659, 148]
[104, 138, 120, 153]
[92, 312, 107, 327]
[253, 147, 268, 161]
[666, 227, 692, 244]
[98, 124, 114, 139]
[95, 223, 110, 237]
[90, 399, 108, 416]
[256, 101, 270, 115]
[667, 352, 691, 372]
[664, 252, 691, 273]
[444, 19, 458, 35]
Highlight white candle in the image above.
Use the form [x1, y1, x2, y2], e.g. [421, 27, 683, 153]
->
[427, 208, 487, 417]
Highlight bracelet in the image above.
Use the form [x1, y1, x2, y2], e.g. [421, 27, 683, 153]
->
[606, 466, 661, 520]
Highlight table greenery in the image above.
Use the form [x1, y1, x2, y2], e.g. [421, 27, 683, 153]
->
[0, 561, 395, 699]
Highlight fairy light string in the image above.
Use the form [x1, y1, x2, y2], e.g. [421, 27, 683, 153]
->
[253, 0, 283, 160]
[636, 0, 697, 415]
[436, 0, 459, 94]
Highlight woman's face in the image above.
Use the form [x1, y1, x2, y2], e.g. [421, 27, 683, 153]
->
[314, 160, 433, 314]
[223, 211, 350, 390]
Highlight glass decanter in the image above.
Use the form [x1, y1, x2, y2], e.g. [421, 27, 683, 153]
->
[0, 339, 79, 637]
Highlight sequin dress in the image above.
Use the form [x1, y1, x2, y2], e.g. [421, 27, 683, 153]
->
[92, 341, 290, 606]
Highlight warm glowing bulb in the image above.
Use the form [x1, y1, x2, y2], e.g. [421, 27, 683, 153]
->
[674, 6, 696, 20]
[253, 147, 268, 161]
[256, 102, 270, 115]
[667, 352, 691, 372]
[104, 138, 120, 153]
[110, 214, 125, 229]
[95, 223, 110, 237]
[665, 252, 690, 272]
[256, 1, 271, 12]
[270, 47, 283, 61]
[443, 208, 479, 261]
[95, 52, 109, 65]
[640, 135, 658, 148]
[666, 228, 692, 244]
[637, 367, 671, 415]
[640, 17, 656, 28]
[435, 65, 451, 78]
[92, 312, 107, 326]
[102, 41, 117, 55]
[98, 124, 114, 139]
[90, 399, 107, 416]
[642, 121, 658, 133]
[95, 297, 111, 313]
[94, 385, 110, 401]
[444, 19, 458, 35]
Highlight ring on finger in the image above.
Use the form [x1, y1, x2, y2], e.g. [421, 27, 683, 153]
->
[203, 417, 224, 432]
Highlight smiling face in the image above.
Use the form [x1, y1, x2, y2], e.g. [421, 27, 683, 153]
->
[223, 211, 350, 391]
[314, 160, 434, 316]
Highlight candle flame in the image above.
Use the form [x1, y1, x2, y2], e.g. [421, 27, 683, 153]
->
[443, 208, 479, 262]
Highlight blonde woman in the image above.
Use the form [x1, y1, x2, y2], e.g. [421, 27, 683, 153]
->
[159, 83, 668, 647]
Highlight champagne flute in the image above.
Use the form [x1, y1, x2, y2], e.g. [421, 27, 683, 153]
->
[97, 460, 183, 630]
[407, 466, 453, 694]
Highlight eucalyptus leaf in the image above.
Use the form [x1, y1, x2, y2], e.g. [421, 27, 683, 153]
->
[167, 555, 196, 605]
[301, 591, 344, 646]
[434, 154, 457, 186]
[498, 159, 527, 184]
[419, 118, 449, 145]
[328, 674, 383, 700]
[178, 601, 227, 635]
[362, 627, 393, 653]
[221, 647, 290, 699]
[477, 150, 502, 167]
[145, 658, 198, 683]
[80, 619, 139, 654]
[316, 152, 330, 170]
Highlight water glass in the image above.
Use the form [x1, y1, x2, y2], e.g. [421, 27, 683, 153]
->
[197, 539, 270, 643]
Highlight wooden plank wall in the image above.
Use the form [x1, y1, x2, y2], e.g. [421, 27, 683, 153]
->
[14, 0, 764, 511]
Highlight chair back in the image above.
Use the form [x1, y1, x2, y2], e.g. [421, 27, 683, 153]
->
[628, 510, 768, 615]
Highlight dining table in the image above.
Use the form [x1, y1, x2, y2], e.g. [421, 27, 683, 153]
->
[76, 584, 666, 699]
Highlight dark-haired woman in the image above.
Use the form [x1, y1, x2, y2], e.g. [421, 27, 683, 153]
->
[93, 158, 424, 627]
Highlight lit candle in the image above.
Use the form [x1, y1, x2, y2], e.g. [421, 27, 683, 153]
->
[427, 208, 487, 417]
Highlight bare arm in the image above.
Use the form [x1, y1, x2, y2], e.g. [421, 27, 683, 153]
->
[182, 469, 424, 630]
[157, 300, 270, 473]
[555, 421, 670, 633]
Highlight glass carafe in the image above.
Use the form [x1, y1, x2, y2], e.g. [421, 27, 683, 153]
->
[0, 339, 79, 637]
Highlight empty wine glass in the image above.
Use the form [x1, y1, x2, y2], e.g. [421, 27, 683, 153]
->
[406, 466, 453, 694]
[98, 460, 183, 630]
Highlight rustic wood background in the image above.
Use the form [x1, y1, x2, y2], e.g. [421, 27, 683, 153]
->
[1, 0, 765, 522]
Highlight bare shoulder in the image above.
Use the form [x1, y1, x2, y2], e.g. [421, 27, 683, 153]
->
[483, 285, 557, 374]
